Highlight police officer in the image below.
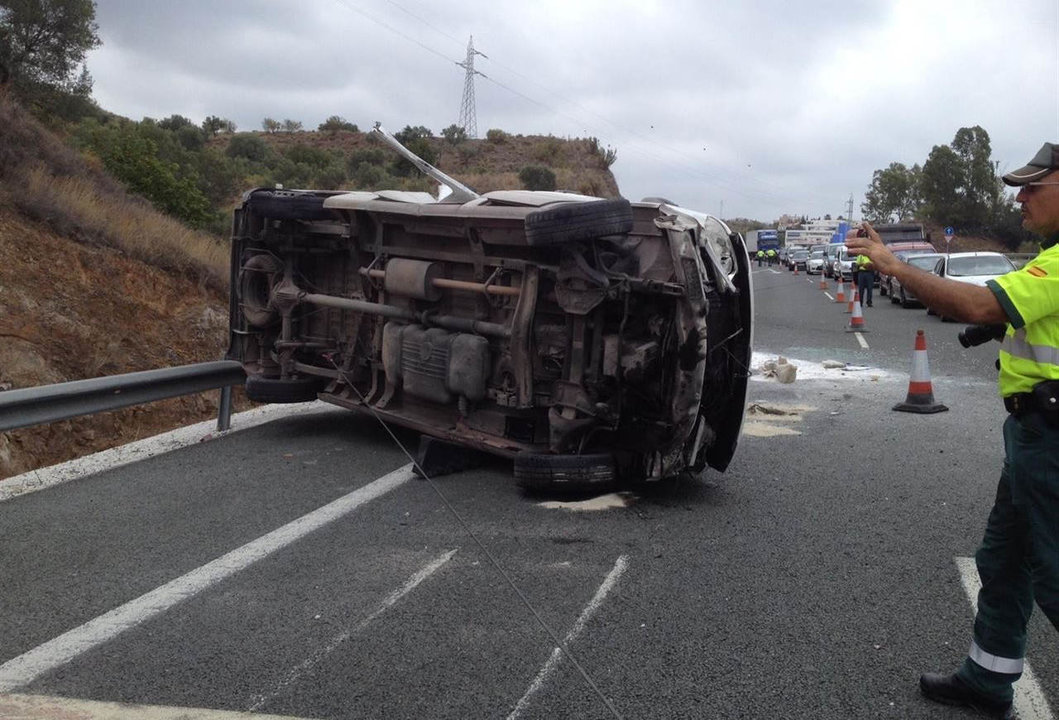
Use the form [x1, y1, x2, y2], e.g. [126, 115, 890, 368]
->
[766, 248, 777, 266]
[855, 253, 875, 307]
[757, 249, 765, 267]
[846, 141, 1059, 720]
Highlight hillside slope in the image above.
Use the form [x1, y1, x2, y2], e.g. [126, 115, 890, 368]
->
[0, 96, 234, 481]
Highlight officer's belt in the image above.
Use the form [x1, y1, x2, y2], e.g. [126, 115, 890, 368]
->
[1003, 393, 1036, 416]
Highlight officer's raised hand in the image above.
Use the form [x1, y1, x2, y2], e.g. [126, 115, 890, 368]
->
[844, 222, 900, 276]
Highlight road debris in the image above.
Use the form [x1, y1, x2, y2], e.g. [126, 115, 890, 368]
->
[538, 492, 637, 511]
[757, 356, 797, 383]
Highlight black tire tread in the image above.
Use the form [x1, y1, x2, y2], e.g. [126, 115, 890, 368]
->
[523, 199, 633, 247]
[513, 452, 616, 491]
[247, 190, 334, 221]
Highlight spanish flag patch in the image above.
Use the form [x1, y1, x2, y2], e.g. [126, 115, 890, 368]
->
[1028, 266, 1048, 277]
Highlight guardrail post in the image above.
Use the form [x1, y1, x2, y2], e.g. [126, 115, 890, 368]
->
[217, 386, 234, 432]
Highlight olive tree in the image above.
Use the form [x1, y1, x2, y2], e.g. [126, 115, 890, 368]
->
[0, 0, 100, 91]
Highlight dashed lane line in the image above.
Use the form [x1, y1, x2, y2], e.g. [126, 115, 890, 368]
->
[956, 557, 1055, 720]
[248, 549, 458, 712]
[0, 463, 416, 693]
[506, 555, 629, 720]
[824, 292, 834, 301]
[855, 332, 869, 350]
[0, 693, 317, 719]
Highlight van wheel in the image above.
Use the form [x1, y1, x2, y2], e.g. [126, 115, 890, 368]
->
[239, 254, 282, 327]
[524, 199, 633, 247]
[513, 452, 616, 492]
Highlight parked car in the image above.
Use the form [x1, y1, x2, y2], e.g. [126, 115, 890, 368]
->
[823, 243, 843, 278]
[226, 125, 754, 490]
[806, 247, 826, 274]
[831, 246, 857, 281]
[787, 249, 809, 270]
[926, 252, 1016, 320]
[877, 242, 937, 296]
[888, 253, 944, 307]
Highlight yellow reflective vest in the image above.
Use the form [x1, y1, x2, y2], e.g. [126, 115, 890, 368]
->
[987, 243, 1059, 395]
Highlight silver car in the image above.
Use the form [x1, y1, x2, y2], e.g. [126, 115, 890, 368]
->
[888, 253, 944, 307]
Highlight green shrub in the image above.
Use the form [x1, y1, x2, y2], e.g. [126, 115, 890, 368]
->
[284, 143, 334, 169]
[346, 148, 386, 173]
[486, 128, 510, 144]
[518, 165, 557, 191]
[350, 162, 390, 189]
[531, 136, 563, 164]
[226, 134, 270, 162]
[441, 124, 467, 145]
[318, 116, 358, 134]
[176, 124, 206, 151]
[314, 162, 347, 190]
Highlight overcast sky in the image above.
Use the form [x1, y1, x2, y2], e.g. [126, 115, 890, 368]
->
[86, 0, 1059, 224]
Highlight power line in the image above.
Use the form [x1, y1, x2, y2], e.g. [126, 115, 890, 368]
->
[332, 0, 792, 206]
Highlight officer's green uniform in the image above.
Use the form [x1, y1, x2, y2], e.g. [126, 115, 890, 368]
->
[766, 248, 776, 266]
[756, 250, 765, 267]
[957, 239, 1059, 702]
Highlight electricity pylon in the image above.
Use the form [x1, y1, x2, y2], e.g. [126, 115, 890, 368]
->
[457, 36, 486, 139]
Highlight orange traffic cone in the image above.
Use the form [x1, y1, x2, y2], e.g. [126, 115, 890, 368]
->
[819, 274, 828, 290]
[846, 289, 857, 314]
[793, 263, 799, 275]
[893, 330, 948, 414]
[846, 293, 868, 332]
[835, 280, 846, 304]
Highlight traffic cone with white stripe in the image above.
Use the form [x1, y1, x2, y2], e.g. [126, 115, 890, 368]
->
[819, 274, 828, 290]
[835, 280, 846, 304]
[893, 329, 948, 414]
[846, 288, 857, 314]
[793, 262, 799, 275]
[846, 292, 868, 332]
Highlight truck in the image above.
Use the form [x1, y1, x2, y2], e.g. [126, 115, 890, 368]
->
[226, 125, 754, 490]
[746, 229, 780, 254]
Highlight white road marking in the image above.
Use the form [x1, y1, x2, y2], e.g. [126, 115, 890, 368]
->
[823, 292, 834, 301]
[0, 401, 341, 503]
[0, 463, 416, 693]
[855, 332, 869, 350]
[0, 692, 316, 719]
[506, 555, 628, 720]
[248, 549, 457, 712]
[955, 557, 1055, 720]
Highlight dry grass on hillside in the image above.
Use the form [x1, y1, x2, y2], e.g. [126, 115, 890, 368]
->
[0, 94, 228, 290]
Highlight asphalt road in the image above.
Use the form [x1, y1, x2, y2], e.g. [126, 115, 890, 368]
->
[0, 265, 1055, 720]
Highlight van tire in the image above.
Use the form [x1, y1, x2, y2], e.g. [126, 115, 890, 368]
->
[524, 199, 633, 247]
[513, 452, 616, 492]
[239, 254, 281, 327]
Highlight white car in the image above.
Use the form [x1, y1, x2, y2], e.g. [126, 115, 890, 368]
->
[806, 247, 826, 274]
[927, 252, 1016, 320]
[930, 252, 1016, 286]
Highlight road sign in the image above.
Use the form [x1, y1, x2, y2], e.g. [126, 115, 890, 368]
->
[944, 226, 955, 235]
[944, 234, 953, 245]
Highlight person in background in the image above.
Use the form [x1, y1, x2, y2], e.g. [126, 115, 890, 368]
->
[855, 253, 875, 307]
[757, 249, 765, 267]
[846, 141, 1059, 720]
[766, 248, 777, 266]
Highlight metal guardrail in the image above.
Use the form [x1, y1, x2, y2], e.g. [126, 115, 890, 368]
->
[0, 361, 246, 434]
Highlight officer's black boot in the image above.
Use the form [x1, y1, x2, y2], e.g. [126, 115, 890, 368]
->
[919, 673, 1015, 719]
